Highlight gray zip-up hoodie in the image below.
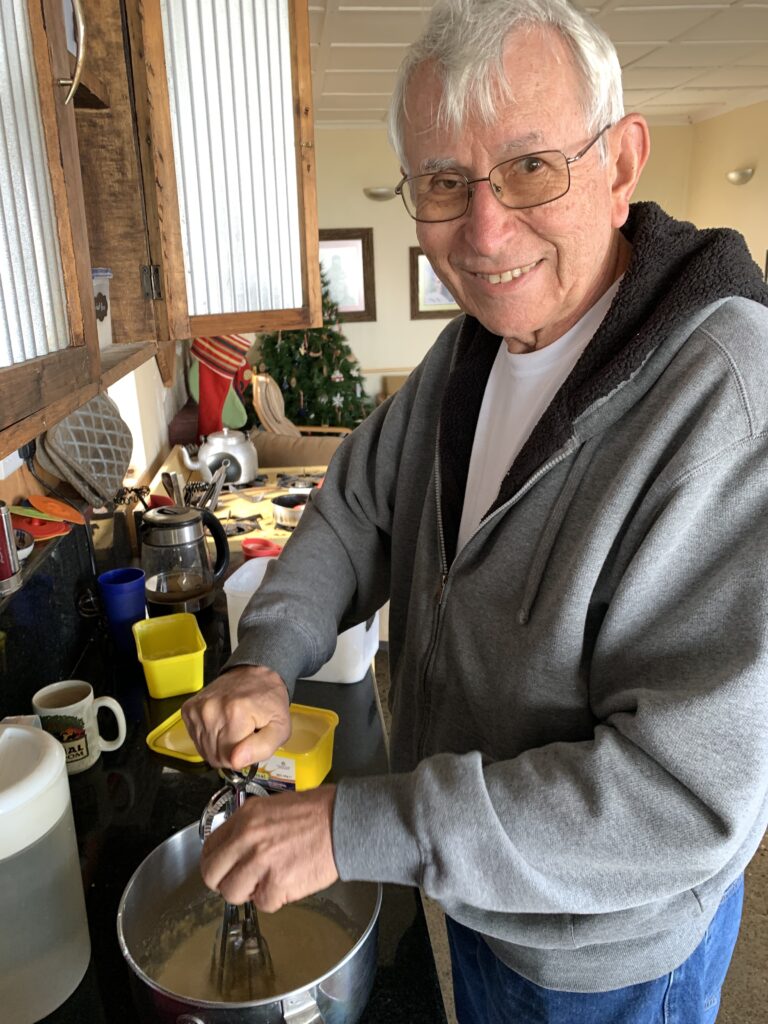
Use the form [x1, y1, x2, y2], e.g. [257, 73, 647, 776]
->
[232, 203, 768, 991]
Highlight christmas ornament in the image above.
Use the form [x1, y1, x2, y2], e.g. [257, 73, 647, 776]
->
[331, 369, 344, 383]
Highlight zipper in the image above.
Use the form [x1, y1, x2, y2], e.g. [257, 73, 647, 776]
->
[478, 438, 579, 533]
[414, 439, 449, 760]
[433, 441, 449, 600]
[415, 437, 579, 760]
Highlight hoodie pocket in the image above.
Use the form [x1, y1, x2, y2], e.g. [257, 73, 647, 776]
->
[570, 886, 704, 948]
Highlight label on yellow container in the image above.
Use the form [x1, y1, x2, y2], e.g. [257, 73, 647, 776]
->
[255, 756, 297, 791]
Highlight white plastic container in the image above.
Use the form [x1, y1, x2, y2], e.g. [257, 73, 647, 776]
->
[223, 556, 278, 653]
[0, 722, 91, 1019]
[92, 267, 113, 349]
[224, 558, 380, 683]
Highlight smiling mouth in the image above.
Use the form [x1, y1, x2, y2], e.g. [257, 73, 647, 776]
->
[474, 260, 540, 284]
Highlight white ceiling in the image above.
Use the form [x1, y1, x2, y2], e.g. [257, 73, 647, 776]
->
[309, 0, 768, 128]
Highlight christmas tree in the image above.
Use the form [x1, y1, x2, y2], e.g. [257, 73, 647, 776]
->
[254, 267, 373, 430]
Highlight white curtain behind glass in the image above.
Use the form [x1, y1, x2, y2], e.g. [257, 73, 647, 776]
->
[160, 0, 303, 317]
[0, 1, 70, 368]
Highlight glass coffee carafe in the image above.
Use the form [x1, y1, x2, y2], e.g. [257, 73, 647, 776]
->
[140, 506, 230, 614]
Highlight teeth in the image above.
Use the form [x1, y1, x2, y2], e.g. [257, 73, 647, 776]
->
[480, 261, 538, 284]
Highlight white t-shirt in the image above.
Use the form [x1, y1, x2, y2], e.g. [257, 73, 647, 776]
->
[456, 280, 621, 554]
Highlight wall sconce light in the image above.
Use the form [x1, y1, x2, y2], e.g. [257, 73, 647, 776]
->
[725, 167, 755, 186]
[363, 186, 396, 201]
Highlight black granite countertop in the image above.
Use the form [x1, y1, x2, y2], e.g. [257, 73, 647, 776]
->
[34, 585, 447, 1023]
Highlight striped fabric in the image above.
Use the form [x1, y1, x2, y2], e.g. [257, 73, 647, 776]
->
[190, 334, 252, 379]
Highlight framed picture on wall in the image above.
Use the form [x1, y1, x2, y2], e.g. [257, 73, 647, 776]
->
[318, 228, 377, 322]
[409, 247, 461, 319]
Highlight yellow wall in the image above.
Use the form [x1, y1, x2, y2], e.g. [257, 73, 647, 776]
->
[315, 129, 456, 399]
[633, 125, 693, 221]
[686, 101, 768, 270]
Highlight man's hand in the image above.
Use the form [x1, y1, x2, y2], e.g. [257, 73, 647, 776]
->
[181, 665, 291, 769]
[201, 785, 339, 912]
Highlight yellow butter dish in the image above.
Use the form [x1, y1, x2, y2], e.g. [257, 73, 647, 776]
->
[254, 703, 339, 792]
[145, 703, 339, 790]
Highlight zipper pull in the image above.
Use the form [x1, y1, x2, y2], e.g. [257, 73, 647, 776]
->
[436, 572, 448, 604]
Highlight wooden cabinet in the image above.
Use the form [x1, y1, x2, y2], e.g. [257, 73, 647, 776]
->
[0, 0, 320, 458]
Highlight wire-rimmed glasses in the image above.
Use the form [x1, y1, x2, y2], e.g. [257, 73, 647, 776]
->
[395, 125, 612, 223]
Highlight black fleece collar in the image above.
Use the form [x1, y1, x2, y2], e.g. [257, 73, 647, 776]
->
[438, 201, 768, 565]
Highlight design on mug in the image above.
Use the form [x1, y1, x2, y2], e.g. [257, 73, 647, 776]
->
[44, 714, 90, 764]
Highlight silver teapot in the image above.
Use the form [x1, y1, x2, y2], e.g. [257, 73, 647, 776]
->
[181, 428, 260, 484]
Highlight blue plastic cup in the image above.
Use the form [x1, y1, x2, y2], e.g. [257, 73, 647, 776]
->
[98, 567, 146, 651]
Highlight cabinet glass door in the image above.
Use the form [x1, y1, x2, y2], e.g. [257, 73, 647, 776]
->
[0, 1, 70, 368]
[154, 0, 321, 335]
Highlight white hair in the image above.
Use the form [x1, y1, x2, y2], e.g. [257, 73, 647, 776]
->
[388, 0, 624, 168]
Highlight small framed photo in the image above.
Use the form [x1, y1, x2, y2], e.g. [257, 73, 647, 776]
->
[319, 228, 376, 322]
[409, 246, 461, 319]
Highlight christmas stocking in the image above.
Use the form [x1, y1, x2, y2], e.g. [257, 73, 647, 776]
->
[189, 334, 252, 439]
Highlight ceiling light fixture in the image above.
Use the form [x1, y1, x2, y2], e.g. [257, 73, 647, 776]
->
[726, 167, 755, 186]
[363, 186, 396, 201]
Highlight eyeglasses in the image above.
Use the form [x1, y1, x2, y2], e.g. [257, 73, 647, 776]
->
[395, 125, 612, 223]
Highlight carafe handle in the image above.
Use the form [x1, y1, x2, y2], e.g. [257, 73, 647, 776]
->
[201, 508, 230, 582]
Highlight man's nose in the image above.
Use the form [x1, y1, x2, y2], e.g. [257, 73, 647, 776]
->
[463, 178, 519, 251]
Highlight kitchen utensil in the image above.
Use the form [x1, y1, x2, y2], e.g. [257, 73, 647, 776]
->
[9, 504, 67, 523]
[0, 722, 90, 1019]
[117, 822, 381, 1022]
[140, 505, 230, 614]
[170, 472, 186, 508]
[10, 512, 70, 540]
[132, 613, 206, 698]
[271, 493, 307, 529]
[160, 472, 176, 501]
[28, 494, 86, 525]
[181, 428, 260, 484]
[201, 768, 275, 1001]
[198, 460, 230, 511]
[32, 680, 127, 775]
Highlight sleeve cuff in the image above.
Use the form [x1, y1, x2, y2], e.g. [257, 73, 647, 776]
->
[332, 773, 424, 885]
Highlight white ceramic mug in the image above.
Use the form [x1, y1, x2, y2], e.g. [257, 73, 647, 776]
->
[32, 680, 127, 775]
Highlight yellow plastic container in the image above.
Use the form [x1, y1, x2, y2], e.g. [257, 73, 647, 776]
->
[146, 709, 204, 763]
[145, 703, 338, 790]
[255, 704, 339, 792]
[132, 613, 206, 698]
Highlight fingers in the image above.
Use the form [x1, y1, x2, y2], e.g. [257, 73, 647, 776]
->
[201, 786, 339, 912]
[181, 665, 290, 767]
[229, 719, 289, 770]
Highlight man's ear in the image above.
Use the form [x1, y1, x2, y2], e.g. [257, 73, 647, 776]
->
[609, 114, 651, 227]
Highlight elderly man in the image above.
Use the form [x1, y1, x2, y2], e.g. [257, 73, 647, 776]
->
[183, 0, 768, 1020]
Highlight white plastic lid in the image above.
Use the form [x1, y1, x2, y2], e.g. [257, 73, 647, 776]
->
[91, 267, 113, 278]
[223, 556, 277, 599]
[0, 723, 70, 859]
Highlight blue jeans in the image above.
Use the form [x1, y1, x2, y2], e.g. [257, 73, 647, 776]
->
[446, 876, 744, 1024]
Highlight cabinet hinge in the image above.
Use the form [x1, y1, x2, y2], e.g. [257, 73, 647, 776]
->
[140, 265, 163, 300]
